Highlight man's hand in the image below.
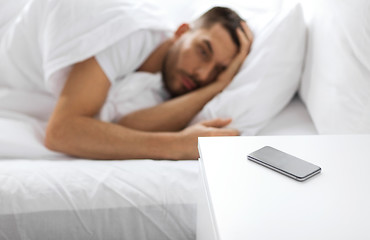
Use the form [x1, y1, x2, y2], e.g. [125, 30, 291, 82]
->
[175, 118, 239, 160]
[215, 21, 253, 90]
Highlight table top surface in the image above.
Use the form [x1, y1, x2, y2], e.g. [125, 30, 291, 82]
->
[198, 135, 370, 240]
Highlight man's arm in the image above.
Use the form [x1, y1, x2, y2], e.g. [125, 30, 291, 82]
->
[119, 21, 253, 132]
[118, 79, 226, 132]
[45, 57, 238, 160]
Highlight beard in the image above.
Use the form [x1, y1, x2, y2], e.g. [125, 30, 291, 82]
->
[161, 51, 173, 96]
[161, 42, 182, 98]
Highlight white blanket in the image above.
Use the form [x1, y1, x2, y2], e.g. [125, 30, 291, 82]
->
[0, 0, 172, 157]
[0, 0, 170, 95]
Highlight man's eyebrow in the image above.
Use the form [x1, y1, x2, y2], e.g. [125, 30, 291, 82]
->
[203, 39, 213, 54]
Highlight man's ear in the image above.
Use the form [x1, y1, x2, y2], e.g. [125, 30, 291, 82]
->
[174, 23, 190, 40]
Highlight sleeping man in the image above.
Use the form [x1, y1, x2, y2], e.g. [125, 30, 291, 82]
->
[3, 6, 253, 160]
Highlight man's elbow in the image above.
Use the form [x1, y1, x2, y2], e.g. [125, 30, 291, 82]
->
[44, 122, 65, 152]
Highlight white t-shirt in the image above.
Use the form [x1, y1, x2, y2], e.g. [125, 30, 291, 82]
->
[47, 29, 171, 97]
[95, 29, 171, 84]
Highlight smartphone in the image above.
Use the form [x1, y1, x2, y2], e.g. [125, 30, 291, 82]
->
[247, 146, 321, 181]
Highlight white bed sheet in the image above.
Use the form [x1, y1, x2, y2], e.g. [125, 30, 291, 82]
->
[0, 95, 316, 240]
[258, 95, 318, 136]
[0, 158, 199, 240]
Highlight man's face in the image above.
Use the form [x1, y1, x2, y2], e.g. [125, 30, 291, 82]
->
[162, 23, 238, 97]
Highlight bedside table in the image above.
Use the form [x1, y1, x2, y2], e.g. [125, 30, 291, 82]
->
[197, 135, 370, 240]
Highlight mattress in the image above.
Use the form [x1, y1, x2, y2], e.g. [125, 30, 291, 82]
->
[0, 159, 199, 240]
[0, 96, 316, 240]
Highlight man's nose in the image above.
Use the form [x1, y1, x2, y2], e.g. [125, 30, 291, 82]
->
[195, 63, 214, 83]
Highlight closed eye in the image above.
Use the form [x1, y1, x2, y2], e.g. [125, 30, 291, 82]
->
[198, 45, 208, 59]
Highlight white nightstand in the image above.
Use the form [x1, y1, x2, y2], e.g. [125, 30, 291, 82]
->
[197, 135, 370, 240]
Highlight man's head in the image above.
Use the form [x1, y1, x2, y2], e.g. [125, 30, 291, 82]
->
[162, 7, 245, 97]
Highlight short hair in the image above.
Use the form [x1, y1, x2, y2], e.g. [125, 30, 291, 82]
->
[192, 7, 245, 49]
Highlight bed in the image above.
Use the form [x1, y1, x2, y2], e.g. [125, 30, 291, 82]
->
[0, 96, 316, 240]
[0, 0, 368, 239]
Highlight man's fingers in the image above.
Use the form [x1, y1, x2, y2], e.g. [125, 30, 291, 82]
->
[200, 118, 240, 136]
[223, 22, 252, 76]
[242, 21, 254, 44]
[201, 118, 232, 128]
[237, 22, 252, 57]
[210, 128, 240, 136]
[236, 28, 249, 58]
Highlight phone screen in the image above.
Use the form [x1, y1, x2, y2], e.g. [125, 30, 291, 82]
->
[247, 146, 321, 181]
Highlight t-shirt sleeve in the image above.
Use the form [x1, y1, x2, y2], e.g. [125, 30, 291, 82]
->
[95, 30, 163, 83]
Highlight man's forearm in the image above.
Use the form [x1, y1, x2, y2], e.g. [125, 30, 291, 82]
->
[45, 116, 181, 160]
[118, 81, 224, 132]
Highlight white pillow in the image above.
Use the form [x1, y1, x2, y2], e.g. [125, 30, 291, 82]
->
[190, 4, 306, 135]
[299, 0, 370, 134]
[0, 113, 65, 159]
